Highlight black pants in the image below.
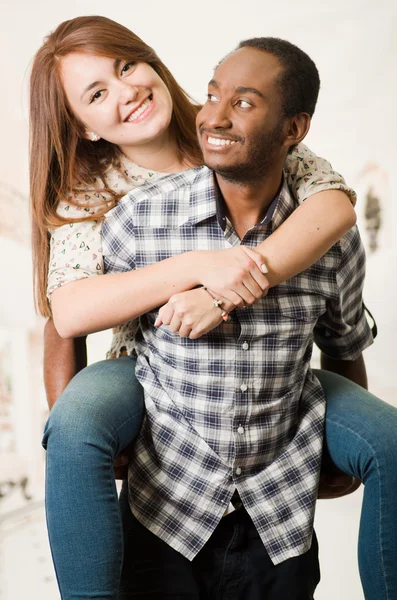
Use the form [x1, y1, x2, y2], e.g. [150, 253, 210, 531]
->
[120, 504, 320, 599]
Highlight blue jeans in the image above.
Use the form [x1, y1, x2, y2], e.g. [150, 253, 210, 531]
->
[42, 358, 397, 600]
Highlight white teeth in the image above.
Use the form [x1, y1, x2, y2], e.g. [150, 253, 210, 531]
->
[126, 97, 152, 122]
[207, 136, 236, 146]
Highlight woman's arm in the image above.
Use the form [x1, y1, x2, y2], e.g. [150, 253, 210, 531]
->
[258, 142, 356, 286]
[254, 189, 356, 287]
[51, 247, 269, 338]
[51, 190, 354, 338]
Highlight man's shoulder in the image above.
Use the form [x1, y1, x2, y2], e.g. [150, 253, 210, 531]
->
[123, 166, 207, 203]
[311, 225, 365, 283]
[105, 166, 212, 229]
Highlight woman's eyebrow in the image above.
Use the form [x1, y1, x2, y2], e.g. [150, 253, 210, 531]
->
[81, 59, 122, 99]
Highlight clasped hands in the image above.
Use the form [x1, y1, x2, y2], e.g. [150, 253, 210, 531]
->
[155, 245, 269, 339]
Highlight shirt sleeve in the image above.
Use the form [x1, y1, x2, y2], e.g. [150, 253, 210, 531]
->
[284, 143, 357, 206]
[102, 199, 137, 275]
[47, 200, 104, 299]
[314, 226, 373, 360]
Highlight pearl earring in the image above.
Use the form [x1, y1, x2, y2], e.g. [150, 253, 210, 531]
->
[90, 132, 100, 142]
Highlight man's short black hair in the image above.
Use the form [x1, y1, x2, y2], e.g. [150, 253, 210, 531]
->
[236, 37, 320, 118]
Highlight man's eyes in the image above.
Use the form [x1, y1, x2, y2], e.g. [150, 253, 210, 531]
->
[236, 99, 252, 108]
[206, 94, 252, 109]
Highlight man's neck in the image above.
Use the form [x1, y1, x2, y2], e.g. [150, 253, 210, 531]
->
[215, 168, 284, 239]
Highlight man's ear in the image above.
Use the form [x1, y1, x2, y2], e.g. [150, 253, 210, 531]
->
[283, 113, 311, 150]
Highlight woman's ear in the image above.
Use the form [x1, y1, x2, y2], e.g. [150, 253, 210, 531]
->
[84, 131, 101, 142]
[283, 113, 311, 150]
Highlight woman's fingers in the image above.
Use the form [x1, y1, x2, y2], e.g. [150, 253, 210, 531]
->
[155, 303, 174, 327]
[240, 245, 268, 276]
[168, 311, 183, 333]
[178, 322, 194, 338]
[239, 246, 270, 294]
[214, 288, 245, 308]
[189, 310, 223, 339]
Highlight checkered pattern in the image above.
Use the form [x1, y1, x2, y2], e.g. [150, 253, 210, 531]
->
[102, 166, 373, 565]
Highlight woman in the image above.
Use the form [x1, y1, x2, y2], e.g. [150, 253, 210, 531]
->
[30, 16, 397, 600]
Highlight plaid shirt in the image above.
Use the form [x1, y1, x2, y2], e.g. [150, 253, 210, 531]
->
[102, 166, 373, 565]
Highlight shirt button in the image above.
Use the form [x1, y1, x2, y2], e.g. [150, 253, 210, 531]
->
[237, 425, 245, 434]
[235, 467, 242, 475]
[242, 342, 249, 350]
[240, 383, 248, 392]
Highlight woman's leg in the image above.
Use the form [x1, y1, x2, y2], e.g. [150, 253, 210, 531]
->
[315, 369, 397, 600]
[42, 356, 144, 600]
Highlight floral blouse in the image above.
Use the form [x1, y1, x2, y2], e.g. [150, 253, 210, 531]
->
[48, 143, 356, 358]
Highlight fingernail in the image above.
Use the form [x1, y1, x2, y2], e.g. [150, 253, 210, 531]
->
[261, 263, 268, 273]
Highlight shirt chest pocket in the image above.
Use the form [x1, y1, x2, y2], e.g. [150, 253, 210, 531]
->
[275, 294, 327, 345]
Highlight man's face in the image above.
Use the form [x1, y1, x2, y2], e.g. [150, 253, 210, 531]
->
[196, 47, 288, 183]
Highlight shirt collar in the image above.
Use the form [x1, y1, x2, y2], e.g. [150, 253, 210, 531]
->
[216, 175, 296, 233]
[187, 167, 296, 231]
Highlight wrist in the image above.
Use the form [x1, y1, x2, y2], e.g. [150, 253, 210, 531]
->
[189, 250, 207, 285]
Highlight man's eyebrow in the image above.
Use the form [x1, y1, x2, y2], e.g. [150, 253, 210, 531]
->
[234, 86, 265, 99]
[81, 58, 122, 99]
[207, 80, 264, 100]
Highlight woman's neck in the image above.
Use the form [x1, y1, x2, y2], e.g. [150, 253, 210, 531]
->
[119, 131, 190, 174]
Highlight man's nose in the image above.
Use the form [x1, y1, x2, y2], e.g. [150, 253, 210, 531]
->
[205, 102, 232, 129]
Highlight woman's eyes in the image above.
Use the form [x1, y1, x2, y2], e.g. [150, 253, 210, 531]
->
[88, 61, 136, 103]
[89, 90, 105, 104]
[121, 61, 136, 76]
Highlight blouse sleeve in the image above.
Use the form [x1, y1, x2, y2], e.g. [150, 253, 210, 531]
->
[47, 200, 104, 299]
[284, 143, 357, 206]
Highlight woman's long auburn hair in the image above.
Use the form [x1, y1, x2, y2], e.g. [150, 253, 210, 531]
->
[30, 15, 202, 317]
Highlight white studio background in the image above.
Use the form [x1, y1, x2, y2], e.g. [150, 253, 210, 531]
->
[0, 1, 396, 599]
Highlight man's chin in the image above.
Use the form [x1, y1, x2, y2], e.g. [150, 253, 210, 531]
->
[204, 160, 252, 183]
[203, 156, 237, 174]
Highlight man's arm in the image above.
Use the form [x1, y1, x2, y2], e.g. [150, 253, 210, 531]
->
[43, 319, 87, 409]
[320, 352, 368, 389]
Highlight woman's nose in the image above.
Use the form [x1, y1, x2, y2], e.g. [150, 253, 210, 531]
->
[118, 82, 139, 105]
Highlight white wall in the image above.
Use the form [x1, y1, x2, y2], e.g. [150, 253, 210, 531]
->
[1, 1, 396, 598]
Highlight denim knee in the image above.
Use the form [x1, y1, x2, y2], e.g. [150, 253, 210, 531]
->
[42, 357, 144, 455]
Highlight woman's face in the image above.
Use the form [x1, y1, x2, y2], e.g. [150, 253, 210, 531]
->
[60, 52, 173, 150]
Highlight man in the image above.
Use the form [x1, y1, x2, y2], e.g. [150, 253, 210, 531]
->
[102, 38, 373, 599]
